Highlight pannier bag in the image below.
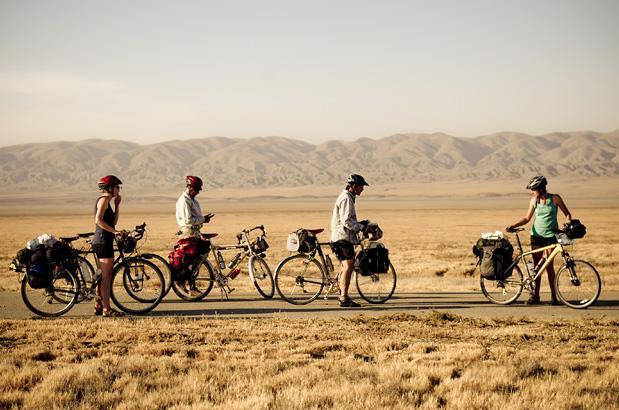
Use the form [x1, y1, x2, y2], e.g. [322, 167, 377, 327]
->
[355, 242, 390, 276]
[27, 263, 52, 289]
[286, 229, 317, 253]
[168, 237, 204, 276]
[564, 219, 586, 239]
[474, 237, 514, 280]
[27, 245, 52, 289]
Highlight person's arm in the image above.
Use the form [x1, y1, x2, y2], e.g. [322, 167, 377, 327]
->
[189, 199, 205, 226]
[339, 196, 364, 232]
[554, 194, 572, 222]
[506, 197, 536, 231]
[113, 192, 121, 226]
[95, 197, 118, 234]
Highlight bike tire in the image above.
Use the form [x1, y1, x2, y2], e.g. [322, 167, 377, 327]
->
[355, 262, 397, 304]
[275, 254, 325, 305]
[171, 259, 215, 301]
[480, 264, 524, 305]
[141, 253, 173, 298]
[555, 260, 601, 309]
[110, 258, 164, 314]
[21, 269, 79, 317]
[249, 255, 275, 299]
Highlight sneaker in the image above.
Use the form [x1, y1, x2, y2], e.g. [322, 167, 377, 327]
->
[186, 284, 201, 297]
[526, 295, 541, 305]
[550, 299, 561, 306]
[339, 296, 361, 308]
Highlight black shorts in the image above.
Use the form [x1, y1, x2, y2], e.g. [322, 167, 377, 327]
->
[330, 240, 356, 261]
[92, 242, 114, 259]
[530, 235, 557, 250]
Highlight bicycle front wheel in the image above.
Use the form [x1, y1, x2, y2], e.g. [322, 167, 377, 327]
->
[171, 259, 215, 301]
[355, 262, 397, 303]
[480, 265, 524, 305]
[555, 260, 601, 309]
[21, 269, 79, 317]
[275, 254, 325, 305]
[142, 253, 173, 298]
[249, 255, 274, 298]
[111, 258, 164, 314]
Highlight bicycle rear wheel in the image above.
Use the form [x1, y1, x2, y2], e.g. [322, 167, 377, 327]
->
[249, 255, 274, 298]
[355, 262, 397, 304]
[171, 259, 215, 301]
[111, 258, 164, 314]
[275, 254, 325, 305]
[21, 269, 79, 317]
[555, 260, 601, 309]
[142, 253, 173, 297]
[480, 265, 524, 305]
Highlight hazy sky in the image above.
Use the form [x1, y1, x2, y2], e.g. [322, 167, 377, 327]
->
[0, 0, 617, 146]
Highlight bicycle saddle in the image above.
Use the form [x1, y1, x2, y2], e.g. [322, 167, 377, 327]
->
[306, 228, 324, 235]
[59, 236, 80, 243]
[201, 233, 219, 239]
[507, 227, 525, 233]
[78, 232, 94, 238]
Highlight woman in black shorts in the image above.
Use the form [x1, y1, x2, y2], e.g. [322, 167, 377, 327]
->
[93, 175, 125, 317]
[507, 176, 572, 305]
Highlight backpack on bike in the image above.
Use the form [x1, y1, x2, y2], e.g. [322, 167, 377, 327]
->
[564, 219, 586, 239]
[286, 229, 317, 254]
[168, 237, 202, 277]
[473, 237, 514, 280]
[355, 242, 390, 276]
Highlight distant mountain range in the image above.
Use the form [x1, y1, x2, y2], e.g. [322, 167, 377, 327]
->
[0, 131, 617, 190]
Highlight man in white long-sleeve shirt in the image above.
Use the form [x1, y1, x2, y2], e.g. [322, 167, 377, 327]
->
[176, 176, 214, 238]
[330, 174, 369, 308]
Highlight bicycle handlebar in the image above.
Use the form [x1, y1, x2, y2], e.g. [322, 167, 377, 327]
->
[241, 225, 266, 234]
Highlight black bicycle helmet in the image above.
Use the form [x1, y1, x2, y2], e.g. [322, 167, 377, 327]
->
[526, 175, 547, 190]
[347, 174, 369, 187]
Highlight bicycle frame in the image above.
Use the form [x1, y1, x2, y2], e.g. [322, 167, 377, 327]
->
[506, 230, 571, 285]
[194, 225, 268, 298]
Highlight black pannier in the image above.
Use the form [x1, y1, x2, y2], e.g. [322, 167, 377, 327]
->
[355, 245, 390, 276]
[16, 248, 33, 266]
[28, 245, 52, 289]
[564, 219, 586, 239]
[473, 237, 514, 280]
[46, 241, 73, 264]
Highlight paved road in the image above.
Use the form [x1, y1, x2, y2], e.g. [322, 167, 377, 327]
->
[1, 290, 617, 320]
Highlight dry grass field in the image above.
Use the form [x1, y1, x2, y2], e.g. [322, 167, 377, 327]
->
[0, 188, 618, 408]
[1, 198, 617, 293]
[1, 313, 618, 409]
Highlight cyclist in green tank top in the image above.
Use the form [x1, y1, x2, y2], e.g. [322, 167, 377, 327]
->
[506, 176, 572, 305]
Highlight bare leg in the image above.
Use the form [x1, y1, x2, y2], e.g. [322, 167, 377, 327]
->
[545, 249, 557, 301]
[98, 258, 114, 311]
[339, 259, 355, 299]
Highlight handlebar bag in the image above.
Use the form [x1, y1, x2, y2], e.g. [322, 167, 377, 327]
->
[564, 219, 586, 239]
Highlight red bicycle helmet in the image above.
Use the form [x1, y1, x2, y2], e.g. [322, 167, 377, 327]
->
[97, 175, 123, 190]
[186, 175, 203, 190]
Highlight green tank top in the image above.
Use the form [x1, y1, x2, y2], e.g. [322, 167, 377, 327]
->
[531, 194, 558, 238]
